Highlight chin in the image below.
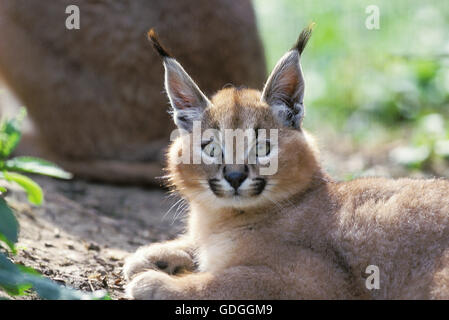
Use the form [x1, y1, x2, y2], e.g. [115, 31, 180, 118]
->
[207, 190, 269, 210]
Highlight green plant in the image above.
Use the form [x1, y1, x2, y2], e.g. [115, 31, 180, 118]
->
[0, 109, 109, 300]
[390, 113, 449, 169]
[253, 0, 449, 175]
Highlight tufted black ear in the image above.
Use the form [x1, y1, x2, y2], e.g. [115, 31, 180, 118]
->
[148, 29, 210, 132]
[261, 25, 313, 129]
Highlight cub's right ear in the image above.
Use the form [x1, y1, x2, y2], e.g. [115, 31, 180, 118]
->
[148, 29, 210, 132]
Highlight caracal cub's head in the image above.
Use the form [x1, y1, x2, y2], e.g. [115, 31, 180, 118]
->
[149, 26, 321, 210]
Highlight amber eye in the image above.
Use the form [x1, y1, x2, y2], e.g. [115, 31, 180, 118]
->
[256, 140, 271, 157]
[202, 140, 221, 158]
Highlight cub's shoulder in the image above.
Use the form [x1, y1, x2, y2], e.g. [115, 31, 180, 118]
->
[331, 176, 449, 207]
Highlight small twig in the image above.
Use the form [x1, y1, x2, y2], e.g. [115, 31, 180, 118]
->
[88, 279, 95, 292]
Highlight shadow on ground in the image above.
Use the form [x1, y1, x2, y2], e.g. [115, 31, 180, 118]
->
[7, 176, 185, 299]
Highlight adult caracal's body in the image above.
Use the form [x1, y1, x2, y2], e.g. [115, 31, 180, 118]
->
[123, 27, 449, 299]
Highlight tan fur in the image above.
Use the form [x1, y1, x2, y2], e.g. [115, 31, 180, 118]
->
[0, 0, 265, 184]
[124, 30, 449, 299]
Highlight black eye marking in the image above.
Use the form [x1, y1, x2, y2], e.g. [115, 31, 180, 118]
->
[202, 139, 223, 159]
[201, 139, 213, 149]
[252, 177, 266, 196]
[208, 178, 223, 197]
[177, 115, 187, 123]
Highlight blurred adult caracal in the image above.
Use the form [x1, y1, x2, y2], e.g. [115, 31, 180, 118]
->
[0, 0, 265, 184]
[123, 26, 449, 299]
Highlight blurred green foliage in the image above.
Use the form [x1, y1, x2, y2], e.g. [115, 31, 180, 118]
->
[254, 0, 449, 169]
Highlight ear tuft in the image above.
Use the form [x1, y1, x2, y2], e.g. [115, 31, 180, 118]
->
[147, 28, 172, 58]
[261, 24, 314, 129]
[291, 22, 315, 55]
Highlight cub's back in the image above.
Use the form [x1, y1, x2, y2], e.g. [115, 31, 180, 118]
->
[330, 177, 449, 298]
[334, 177, 449, 232]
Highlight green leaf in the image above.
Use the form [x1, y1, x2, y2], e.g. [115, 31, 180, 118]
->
[26, 275, 86, 300]
[0, 198, 18, 251]
[17, 264, 41, 276]
[0, 109, 26, 159]
[0, 252, 110, 300]
[0, 252, 32, 296]
[0, 275, 32, 296]
[0, 234, 16, 254]
[3, 172, 43, 205]
[5, 157, 73, 180]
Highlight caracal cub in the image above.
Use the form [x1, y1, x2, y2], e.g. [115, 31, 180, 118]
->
[123, 26, 449, 299]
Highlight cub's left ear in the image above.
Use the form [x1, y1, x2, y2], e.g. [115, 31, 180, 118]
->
[261, 25, 313, 129]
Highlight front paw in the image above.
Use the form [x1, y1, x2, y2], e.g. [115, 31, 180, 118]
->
[123, 242, 194, 281]
[126, 270, 181, 300]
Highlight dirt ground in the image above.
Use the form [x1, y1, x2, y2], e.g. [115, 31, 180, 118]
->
[6, 176, 184, 300]
[2, 127, 447, 300]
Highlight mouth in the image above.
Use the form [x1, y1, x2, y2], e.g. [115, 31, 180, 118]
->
[208, 178, 266, 198]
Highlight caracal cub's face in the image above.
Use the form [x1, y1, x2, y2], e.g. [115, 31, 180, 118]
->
[168, 88, 319, 209]
[148, 27, 318, 210]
